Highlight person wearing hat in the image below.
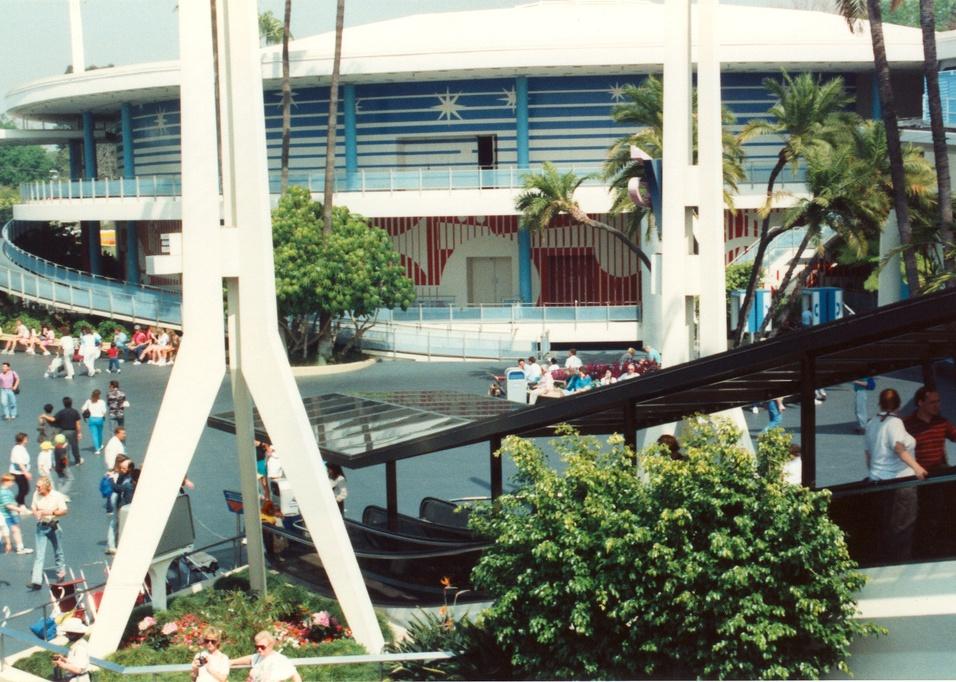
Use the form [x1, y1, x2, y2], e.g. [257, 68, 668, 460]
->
[53, 433, 70, 479]
[37, 439, 54, 486]
[53, 617, 90, 682]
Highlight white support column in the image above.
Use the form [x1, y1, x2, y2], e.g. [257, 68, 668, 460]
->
[68, 0, 86, 74]
[659, 0, 694, 369]
[89, 0, 382, 656]
[879, 210, 903, 306]
[89, 0, 226, 656]
[695, 0, 753, 450]
[215, 0, 383, 653]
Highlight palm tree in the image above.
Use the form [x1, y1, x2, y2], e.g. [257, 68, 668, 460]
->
[834, 0, 921, 295]
[321, 0, 345, 233]
[602, 76, 746, 233]
[279, 0, 293, 194]
[919, 0, 956, 277]
[730, 72, 857, 347]
[515, 162, 652, 270]
[757, 120, 935, 334]
[259, 10, 283, 45]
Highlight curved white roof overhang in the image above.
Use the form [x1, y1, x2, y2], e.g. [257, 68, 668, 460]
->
[5, 0, 924, 122]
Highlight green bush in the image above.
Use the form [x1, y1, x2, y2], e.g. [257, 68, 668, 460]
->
[468, 421, 882, 680]
[98, 319, 127, 341]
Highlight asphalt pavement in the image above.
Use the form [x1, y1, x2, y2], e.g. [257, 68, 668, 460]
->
[0, 348, 952, 651]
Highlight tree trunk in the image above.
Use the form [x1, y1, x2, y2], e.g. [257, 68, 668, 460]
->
[322, 0, 345, 232]
[731, 152, 786, 347]
[758, 224, 816, 335]
[279, 0, 292, 194]
[920, 0, 956, 279]
[566, 205, 652, 270]
[868, 0, 921, 293]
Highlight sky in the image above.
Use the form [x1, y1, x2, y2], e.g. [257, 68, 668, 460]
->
[0, 0, 841, 118]
[0, 0, 522, 115]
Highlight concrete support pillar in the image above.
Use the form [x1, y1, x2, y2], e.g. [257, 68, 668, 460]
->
[871, 74, 882, 121]
[68, 0, 85, 74]
[658, 0, 693, 369]
[343, 85, 357, 190]
[124, 223, 140, 284]
[83, 221, 102, 276]
[518, 226, 532, 303]
[879, 210, 904, 305]
[121, 103, 135, 177]
[68, 140, 82, 180]
[82, 112, 97, 178]
[516, 77, 529, 168]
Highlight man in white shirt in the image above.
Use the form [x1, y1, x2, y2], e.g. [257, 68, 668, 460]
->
[564, 348, 583, 371]
[59, 330, 76, 380]
[103, 427, 127, 470]
[524, 356, 542, 385]
[29, 476, 68, 589]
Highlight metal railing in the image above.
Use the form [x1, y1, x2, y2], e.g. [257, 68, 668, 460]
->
[20, 163, 807, 201]
[0, 625, 453, 679]
[378, 302, 639, 324]
[0, 221, 182, 329]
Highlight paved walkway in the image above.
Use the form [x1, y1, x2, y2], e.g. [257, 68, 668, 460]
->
[1, 349, 951, 653]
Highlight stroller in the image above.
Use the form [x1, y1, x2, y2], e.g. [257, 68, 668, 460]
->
[45, 353, 64, 378]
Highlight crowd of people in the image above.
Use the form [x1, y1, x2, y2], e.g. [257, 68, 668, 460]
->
[492, 345, 661, 404]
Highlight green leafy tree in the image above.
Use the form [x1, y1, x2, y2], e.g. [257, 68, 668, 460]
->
[0, 117, 61, 187]
[272, 187, 415, 360]
[732, 72, 858, 347]
[725, 262, 760, 295]
[468, 421, 880, 680]
[0, 186, 18, 225]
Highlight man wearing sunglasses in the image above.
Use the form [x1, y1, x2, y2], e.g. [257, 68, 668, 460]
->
[233, 630, 301, 682]
[190, 626, 229, 682]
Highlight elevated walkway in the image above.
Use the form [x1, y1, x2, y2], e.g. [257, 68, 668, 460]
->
[0, 221, 182, 329]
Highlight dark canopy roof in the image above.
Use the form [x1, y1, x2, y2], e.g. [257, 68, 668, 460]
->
[208, 288, 956, 473]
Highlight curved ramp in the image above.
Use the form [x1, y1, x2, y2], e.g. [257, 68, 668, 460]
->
[0, 221, 182, 329]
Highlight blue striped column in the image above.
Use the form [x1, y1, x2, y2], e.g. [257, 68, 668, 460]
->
[68, 141, 82, 180]
[344, 84, 358, 190]
[82, 111, 97, 177]
[516, 77, 529, 168]
[120, 103, 140, 284]
[82, 112, 101, 275]
[516, 77, 532, 302]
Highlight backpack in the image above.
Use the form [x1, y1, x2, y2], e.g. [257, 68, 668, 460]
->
[99, 474, 114, 498]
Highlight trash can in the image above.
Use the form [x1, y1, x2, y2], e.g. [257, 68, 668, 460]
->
[505, 367, 528, 404]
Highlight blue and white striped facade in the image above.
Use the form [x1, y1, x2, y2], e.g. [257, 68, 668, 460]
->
[5, 0, 926, 310]
[128, 72, 845, 185]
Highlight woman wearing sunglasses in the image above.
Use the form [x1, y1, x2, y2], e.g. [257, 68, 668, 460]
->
[190, 626, 230, 682]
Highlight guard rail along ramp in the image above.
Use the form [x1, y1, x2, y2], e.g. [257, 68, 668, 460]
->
[0, 221, 182, 329]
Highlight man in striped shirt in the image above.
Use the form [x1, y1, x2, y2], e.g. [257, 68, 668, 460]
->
[904, 386, 956, 558]
[903, 387, 956, 474]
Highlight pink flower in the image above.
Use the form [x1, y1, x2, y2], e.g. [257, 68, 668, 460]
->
[137, 616, 156, 632]
[161, 622, 178, 636]
[311, 611, 331, 628]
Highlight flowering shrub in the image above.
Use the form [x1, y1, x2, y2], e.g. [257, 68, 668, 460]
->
[306, 610, 350, 643]
[549, 359, 658, 383]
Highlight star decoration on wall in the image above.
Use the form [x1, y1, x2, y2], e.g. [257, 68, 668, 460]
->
[499, 87, 517, 111]
[432, 88, 465, 121]
[355, 98, 364, 112]
[155, 109, 169, 136]
[608, 82, 633, 102]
